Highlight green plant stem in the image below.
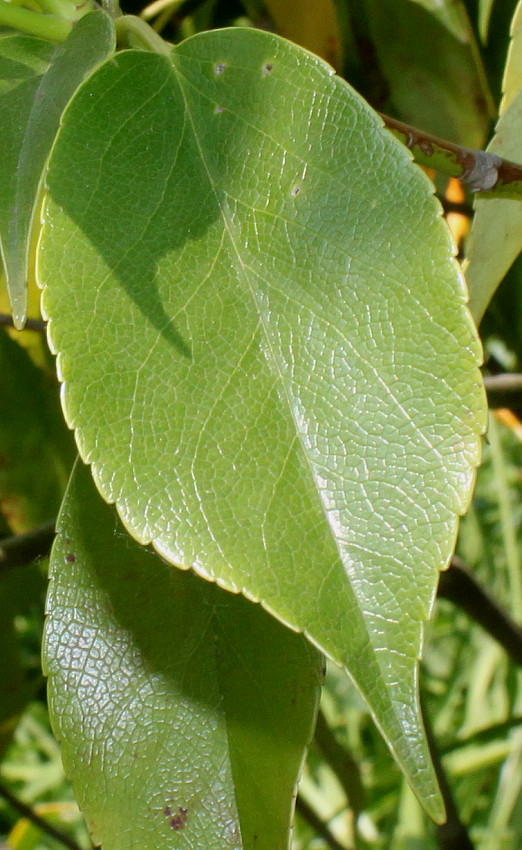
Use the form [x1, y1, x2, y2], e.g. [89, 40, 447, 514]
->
[114, 14, 172, 54]
[0, 520, 55, 574]
[0, 312, 46, 332]
[381, 113, 522, 198]
[296, 797, 351, 850]
[420, 698, 474, 850]
[0, 0, 71, 41]
[438, 556, 522, 666]
[314, 708, 365, 816]
[0, 781, 86, 850]
[37, 0, 94, 20]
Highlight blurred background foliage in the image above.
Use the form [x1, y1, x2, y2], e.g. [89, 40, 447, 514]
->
[1, 0, 521, 848]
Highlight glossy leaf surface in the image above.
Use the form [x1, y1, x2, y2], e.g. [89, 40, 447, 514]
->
[0, 10, 114, 329]
[38, 27, 486, 816]
[44, 461, 322, 849]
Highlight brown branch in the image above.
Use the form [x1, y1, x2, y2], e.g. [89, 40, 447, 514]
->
[314, 708, 365, 816]
[381, 113, 522, 197]
[0, 521, 55, 574]
[296, 797, 351, 850]
[438, 556, 522, 666]
[0, 781, 87, 850]
[484, 373, 522, 409]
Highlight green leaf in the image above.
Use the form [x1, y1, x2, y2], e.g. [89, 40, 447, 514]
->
[464, 1, 522, 324]
[0, 10, 115, 329]
[408, 0, 472, 41]
[364, 0, 493, 147]
[479, 0, 497, 42]
[38, 27, 486, 818]
[44, 461, 322, 849]
[500, 0, 522, 113]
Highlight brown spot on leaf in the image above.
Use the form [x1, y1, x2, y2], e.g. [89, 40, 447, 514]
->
[165, 806, 188, 831]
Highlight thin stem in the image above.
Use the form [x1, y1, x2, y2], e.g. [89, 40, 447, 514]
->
[0, 313, 46, 332]
[0, 520, 55, 574]
[0, 781, 86, 850]
[140, 0, 184, 22]
[314, 708, 365, 816]
[484, 373, 522, 409]
[420, 697, 474, 850]
[296, 797, 351, 850]
[115, 14, 172, 54]
[0, 0, 71, 41]
[382, 113, 522, 198]
[438, 556, 522, 666]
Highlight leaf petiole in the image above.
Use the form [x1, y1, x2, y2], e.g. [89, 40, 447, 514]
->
[114, 14, 172, 55]
[0, 0, 71, 40]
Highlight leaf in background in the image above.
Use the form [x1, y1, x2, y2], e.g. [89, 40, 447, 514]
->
[479, 0, 498, 42]
[0, 10, 115, 330]
[364, 0, 493, 147]
[0, 328, 74, 532]
[44, 461, 322, 850]
[410, 0, 471, 40]
[263, 0, 343, 71]
[464, 1, 522, 324]
[38, 28, 486, 817]
[499, 0, 522, 110]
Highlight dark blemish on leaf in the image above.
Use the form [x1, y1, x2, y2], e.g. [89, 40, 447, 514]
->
[214, 105, 224, 114]
[166, 806, 188, 831]
[262, 62, 273, 76]
[65, 553, 76, 563]
[419, 140, 433, 156]
[291, 185, 301, 196]
[214, 62, 227, 76]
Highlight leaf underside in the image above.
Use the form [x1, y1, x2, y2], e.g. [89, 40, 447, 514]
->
[39, 27, 486, 817]
[44, 461, 322, 850]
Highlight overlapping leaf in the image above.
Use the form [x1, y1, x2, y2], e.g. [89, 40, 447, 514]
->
[38, 27, 486, 815]
[44, 461, 322, 849]
[0, 10, 114, 328]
